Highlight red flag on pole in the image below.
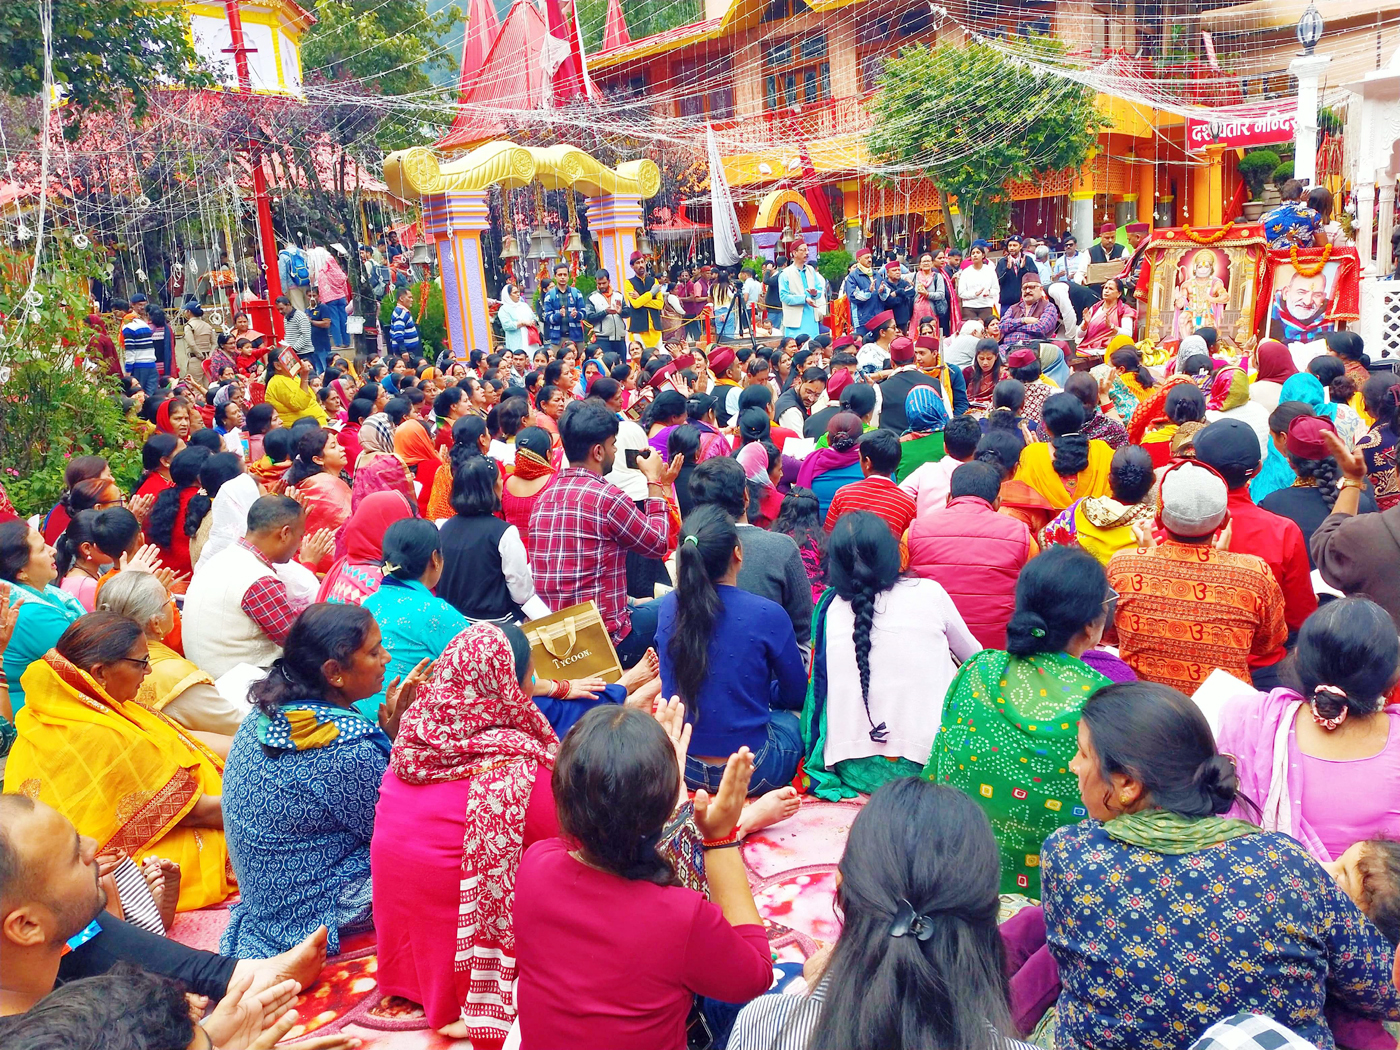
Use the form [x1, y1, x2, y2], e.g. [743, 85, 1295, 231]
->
[602, 0, 631, 50]
[542, 0, 588, 104]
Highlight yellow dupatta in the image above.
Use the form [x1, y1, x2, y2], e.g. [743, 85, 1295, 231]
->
[1014, 439, 1115, 510]
[4, 652, 234, 911]
[137, 639, 217, 712]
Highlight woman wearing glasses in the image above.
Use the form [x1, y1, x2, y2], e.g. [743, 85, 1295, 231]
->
[2, 610, 235, 912]
[921, 546, 1134, 898]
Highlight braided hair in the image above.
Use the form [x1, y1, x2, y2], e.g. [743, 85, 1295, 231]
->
[1286, 450, 1342, 509]
[669, 505, 739, 713]
[826, 511, 902, 742]
[1041, 392, 1089, 476]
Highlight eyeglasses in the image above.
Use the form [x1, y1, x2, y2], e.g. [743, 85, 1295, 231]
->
[96, 495, 127, 508]
[1102, 587, 1119, 619]
[118, 655, 151, 670]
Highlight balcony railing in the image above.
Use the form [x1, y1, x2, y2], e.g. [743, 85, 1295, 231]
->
[710, 96, 873, 149]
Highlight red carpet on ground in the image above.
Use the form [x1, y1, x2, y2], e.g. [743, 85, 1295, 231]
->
[168, 796, 863, 1047]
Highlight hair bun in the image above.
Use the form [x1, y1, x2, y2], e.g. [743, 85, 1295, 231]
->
[1311, 682, 1350, 720]
[1193, 754, 1239, 815]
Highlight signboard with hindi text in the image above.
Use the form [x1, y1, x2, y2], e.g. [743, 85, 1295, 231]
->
[1187, 106, 1295, 151]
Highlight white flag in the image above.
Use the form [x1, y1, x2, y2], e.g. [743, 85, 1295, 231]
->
[707, 124, 741, 267]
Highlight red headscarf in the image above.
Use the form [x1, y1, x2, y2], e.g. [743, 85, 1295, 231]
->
[1254, 340, 1298, 385]
[155, 399, 177, 435]
[389, 623, 558, 1041]
[316, 490, 416, 603]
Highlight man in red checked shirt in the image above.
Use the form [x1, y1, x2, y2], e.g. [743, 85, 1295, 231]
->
[528, 399, 682, 668]
[182, 495, 334, 678]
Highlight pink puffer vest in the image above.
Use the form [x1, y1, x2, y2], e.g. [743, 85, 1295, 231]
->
[906, 495, 1032, 650]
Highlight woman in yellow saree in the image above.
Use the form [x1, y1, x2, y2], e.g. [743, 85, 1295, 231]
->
[3, 611, 234, 912]
[1013, 392, 1114, 514]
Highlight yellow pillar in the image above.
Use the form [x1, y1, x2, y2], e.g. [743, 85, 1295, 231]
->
[1190, 162, 1209, 225]
[1137, 162, 1155, 223]
[1205, 145, 1226, 228]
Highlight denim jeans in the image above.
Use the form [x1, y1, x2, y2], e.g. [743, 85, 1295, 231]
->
[685, 709, 802, 797]
[322, 296, 349, 346]
[614, 598, 660, 669]
[129, 364, 158, 395]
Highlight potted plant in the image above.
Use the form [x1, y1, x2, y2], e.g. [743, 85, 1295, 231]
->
[1238, 149, 1281, 220]
[1263, 159, 1294, 205]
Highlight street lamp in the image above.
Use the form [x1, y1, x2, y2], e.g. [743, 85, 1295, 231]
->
[1297, 2, 1324, 55]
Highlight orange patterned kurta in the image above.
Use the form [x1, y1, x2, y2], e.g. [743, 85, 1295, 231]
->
[1105, 541, 1288, 694]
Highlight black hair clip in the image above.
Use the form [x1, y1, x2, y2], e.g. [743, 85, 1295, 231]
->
[889, 898, 935, 941]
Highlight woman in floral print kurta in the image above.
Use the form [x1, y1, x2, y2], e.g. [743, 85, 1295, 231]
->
[1042, 681, 1400, 1050]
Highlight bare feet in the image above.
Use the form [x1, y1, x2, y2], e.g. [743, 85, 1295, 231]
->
[619, 647, 660, 693]
[436, 1019, 470, 1039]
[231, 925, 329, 994]
[143, 856, 182, 932]
[623, 675, 663, 710]
[738, 786, 801, 838]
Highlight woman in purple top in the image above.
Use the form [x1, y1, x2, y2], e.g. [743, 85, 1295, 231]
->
[1215, 597, 1400, 864]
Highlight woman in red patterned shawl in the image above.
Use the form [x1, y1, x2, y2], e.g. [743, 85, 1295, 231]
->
[370, 622, 559, 1042]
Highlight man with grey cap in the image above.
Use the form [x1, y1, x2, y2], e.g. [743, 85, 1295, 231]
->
[1105, 459, 1287, 694]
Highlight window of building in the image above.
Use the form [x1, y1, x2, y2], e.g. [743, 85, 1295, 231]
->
[763, 33, 829, 111]
[762, 0, 810, 24]
[672, 56, 734, 119]
[600, 74, 646, 102]
[859, 52, 885, 93]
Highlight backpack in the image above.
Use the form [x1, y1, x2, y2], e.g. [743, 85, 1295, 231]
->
[282, 247, 310, 288]
[371, 264, 390, 298]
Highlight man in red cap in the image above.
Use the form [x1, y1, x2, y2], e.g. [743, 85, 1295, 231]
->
[1087, 220, 1125, 297]
[999, 272, 1069, 384]
[708, 345, 741, 427]
[1122, 221, 1151, 307]
[876, 335, 953, 433]
[624, 250, 665, 349]
[877, 258, 914, 332]
[842, 244, 883, 331]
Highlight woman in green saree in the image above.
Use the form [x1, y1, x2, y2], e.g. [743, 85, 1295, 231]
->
[922, 546, 1120, 897]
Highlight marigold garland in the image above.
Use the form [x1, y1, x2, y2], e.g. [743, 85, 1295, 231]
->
[1181, 223, 1237, 245]
[1289, 242, 1333, 277]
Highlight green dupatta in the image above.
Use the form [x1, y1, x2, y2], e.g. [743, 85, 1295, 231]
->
[1104, 808, 1259, 854]
[924, 649, 1110, 897]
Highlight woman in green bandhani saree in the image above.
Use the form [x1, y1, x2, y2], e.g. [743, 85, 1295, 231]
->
[921, 546, 1124, 897]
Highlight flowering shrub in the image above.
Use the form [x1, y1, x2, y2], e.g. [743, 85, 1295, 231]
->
[0, 239, 141, 517]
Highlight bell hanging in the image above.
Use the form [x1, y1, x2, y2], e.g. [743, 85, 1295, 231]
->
[636, 229, 653, 256]
[564, 228, 586, 255]
[525, 224, 556, 261]
[499, 233, 521, 261]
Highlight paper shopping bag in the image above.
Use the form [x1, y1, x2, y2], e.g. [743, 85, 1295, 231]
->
[522, 601, 622, 684]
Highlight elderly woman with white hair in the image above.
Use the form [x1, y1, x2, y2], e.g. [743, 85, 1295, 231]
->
[941, 318, 987, 373]
[97, 570, 248, 741]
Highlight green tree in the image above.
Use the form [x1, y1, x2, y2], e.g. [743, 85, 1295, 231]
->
[300, 0, 462, 149]
[867, 40, 1105, 247]
[575, 0, 701, 53]
[0, 0, 210, 134]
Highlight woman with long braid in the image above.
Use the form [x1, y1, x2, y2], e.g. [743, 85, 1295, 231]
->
[801, 511, 980, 800]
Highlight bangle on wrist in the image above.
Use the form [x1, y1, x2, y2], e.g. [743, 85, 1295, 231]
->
[550, 679, 570, 699]
[701, 825, 742, 850]
[702, 840, 741, 850]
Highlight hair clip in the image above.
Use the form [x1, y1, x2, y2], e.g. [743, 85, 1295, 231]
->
[1030, 627, 1045, 638]
[1310, 684, 1349, 731]
[889, 898, 935, 941]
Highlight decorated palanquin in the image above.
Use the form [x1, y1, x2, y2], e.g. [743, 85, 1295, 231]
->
[1131, 223, 1268, 366]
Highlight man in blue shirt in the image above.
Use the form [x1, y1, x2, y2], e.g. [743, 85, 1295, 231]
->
[389, 290, 422, 361]
[542, 263, 586, 344]
[307, 290, 334, 373]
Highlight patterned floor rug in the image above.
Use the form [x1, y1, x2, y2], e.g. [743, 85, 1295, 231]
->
[168, 796, 863, 1047]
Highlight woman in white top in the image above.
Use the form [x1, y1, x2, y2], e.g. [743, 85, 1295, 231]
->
[497, 282, 539, 353]
[802, 511, 980, 800]
[957, 245, 1000, 323]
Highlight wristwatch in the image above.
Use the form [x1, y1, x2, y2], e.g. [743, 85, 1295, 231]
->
[1339, 478, 1365, 491]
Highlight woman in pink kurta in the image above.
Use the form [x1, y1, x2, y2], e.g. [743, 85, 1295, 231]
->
[1214, 597, 1400, 863]
[370, 623, 559, 1043]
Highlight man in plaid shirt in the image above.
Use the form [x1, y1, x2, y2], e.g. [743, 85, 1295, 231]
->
[529, 398, 680, 667]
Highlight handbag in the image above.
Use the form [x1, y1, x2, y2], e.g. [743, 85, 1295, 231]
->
[522, 601, 622, 684]
[524, 324, 541, 347]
